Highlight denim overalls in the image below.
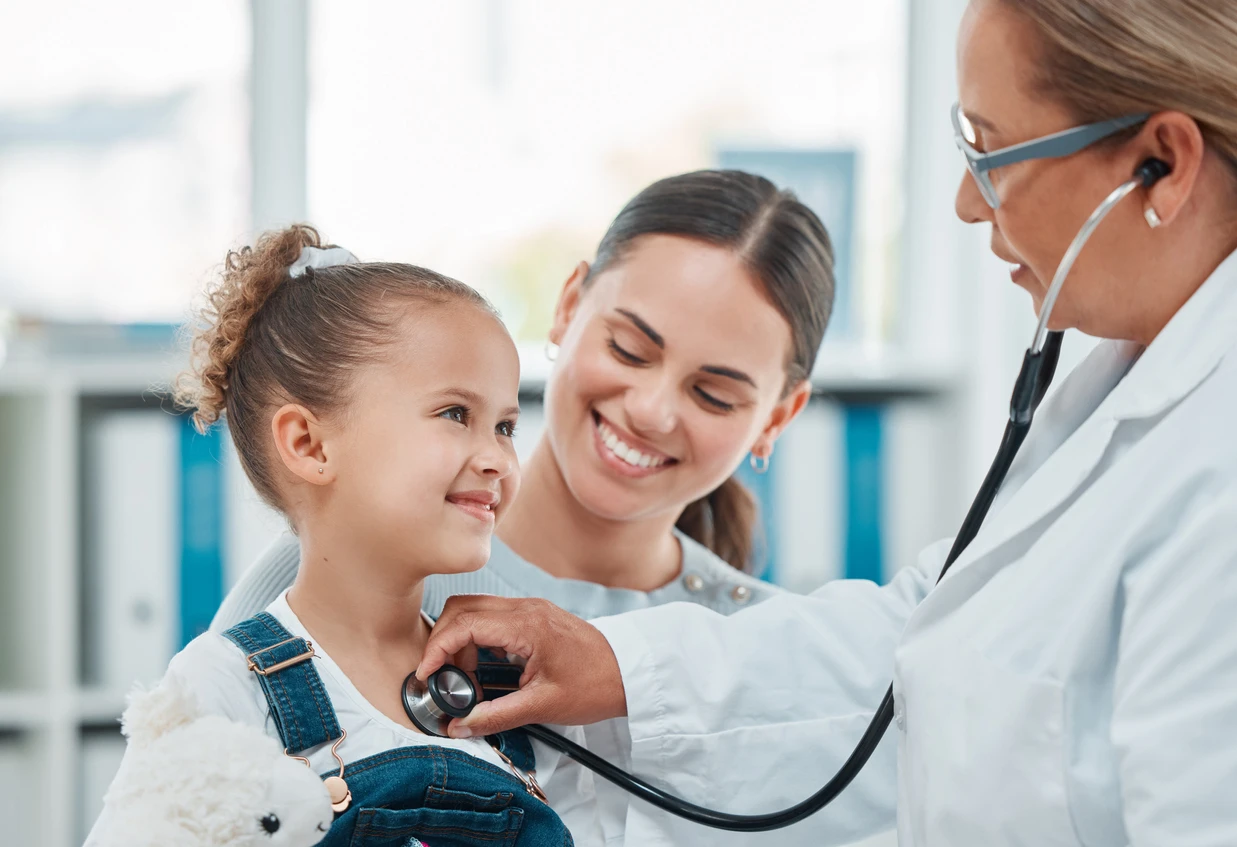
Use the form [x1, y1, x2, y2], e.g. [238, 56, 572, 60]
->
[223, 613, 574, 847]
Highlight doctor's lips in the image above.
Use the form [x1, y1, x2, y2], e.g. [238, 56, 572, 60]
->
[592, 411, 678, 475]
[446, 489, 500, 523]
[993, 245, 1031, 284]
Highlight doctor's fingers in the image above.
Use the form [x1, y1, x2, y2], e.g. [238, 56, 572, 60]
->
[447, 631, 628, 736]
[421, 599, 628, 729]
[419, 596, 558, 680]
[447, 683, 561, 738]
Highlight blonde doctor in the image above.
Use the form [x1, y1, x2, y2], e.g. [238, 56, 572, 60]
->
[417, 1, 1237, 845]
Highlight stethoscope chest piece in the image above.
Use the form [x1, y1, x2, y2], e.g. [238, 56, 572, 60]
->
[401, 664, 478, 737]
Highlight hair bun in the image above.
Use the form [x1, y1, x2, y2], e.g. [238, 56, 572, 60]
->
[175, 224, 324, 432]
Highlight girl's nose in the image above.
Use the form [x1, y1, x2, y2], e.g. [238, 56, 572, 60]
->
[474, 437, 516, 478]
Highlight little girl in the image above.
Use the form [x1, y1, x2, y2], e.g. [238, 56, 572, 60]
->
[87, 226, 600, 846]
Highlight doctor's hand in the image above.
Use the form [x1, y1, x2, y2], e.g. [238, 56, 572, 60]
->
[417, 595, 627, 738]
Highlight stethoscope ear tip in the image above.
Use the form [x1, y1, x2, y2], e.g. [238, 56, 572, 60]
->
[1136, 158, 1171, 187]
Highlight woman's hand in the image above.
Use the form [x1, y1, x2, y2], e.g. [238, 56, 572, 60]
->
[417, 595, 627, 737]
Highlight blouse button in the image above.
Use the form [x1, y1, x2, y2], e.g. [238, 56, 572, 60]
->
[682, 573, 705, 593]
[730, 585, 752, 605]
[895, 708, 906, 730]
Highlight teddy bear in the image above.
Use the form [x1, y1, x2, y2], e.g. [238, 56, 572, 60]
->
[92, 674, 335, 847]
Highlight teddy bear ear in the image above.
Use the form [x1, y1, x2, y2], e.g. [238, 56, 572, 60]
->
[120, 673, 203, 748]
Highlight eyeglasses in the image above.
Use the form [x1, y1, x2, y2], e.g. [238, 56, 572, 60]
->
[951, 103, 1150, 209]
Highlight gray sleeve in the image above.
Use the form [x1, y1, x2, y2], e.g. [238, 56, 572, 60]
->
[210, 532, 301, 631]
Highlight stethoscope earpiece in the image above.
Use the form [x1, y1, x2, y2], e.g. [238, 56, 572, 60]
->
[1136, 157, 1171, 188]
[401, 664, 478, 738]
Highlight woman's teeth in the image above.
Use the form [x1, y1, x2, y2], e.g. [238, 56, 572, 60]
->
[596, 418, 669, 469]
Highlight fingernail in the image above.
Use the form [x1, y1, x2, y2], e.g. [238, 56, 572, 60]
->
[449, 725, 473, 739]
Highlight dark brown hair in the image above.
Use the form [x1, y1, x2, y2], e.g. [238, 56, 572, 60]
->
[585, 169, 835, 571]
[176, 224, 495, 514]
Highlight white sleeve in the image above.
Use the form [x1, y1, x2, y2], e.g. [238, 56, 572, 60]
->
[210, 532, 300, 632]
[589, 538, 949, 847]
[1114, 488, 1237, 847]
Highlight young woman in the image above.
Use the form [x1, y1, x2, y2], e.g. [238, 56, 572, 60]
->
[213, 169, 837, 628]
[88, 227, 601, 846]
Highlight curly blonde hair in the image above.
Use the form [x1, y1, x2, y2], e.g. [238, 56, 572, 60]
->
[176, 224, 496, 512]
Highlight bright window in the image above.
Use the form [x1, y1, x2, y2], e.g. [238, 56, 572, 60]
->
[0, 2, 248, 322]
[308, 0, 907, 345]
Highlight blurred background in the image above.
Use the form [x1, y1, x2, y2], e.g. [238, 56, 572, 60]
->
[0, 1, 1097, 844]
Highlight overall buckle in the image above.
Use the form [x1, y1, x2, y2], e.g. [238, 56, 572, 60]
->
[246, 636, 316, 676]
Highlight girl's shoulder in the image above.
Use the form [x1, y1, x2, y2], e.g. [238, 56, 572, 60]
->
[163, 630, 270, 728]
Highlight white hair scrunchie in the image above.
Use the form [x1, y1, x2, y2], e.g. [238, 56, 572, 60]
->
[288, 245, 359, 278]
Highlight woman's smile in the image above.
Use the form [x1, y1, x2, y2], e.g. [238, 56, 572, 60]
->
[591, 411, 678, 479]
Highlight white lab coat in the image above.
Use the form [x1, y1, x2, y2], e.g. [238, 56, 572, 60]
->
[591, 249, 1237, 847]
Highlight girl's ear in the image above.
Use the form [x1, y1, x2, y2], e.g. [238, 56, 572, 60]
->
[549, 261, 590, 346]
[271, 404, 334, 484]
[750, 379, 812, 460]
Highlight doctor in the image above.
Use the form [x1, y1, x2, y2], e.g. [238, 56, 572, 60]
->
[419, 0, 1237, 844]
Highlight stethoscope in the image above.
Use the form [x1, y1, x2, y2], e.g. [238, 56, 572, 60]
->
[402, 158, 1172, 832]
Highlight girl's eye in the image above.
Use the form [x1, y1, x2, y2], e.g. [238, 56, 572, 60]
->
[694, 386, 735, 412]
[440, 406, 469, 425]
[496, 420, 517, 438]
[608, 338, 647, 365]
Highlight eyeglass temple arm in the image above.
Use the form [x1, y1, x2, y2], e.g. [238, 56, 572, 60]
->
[973, 113, 1150, 173]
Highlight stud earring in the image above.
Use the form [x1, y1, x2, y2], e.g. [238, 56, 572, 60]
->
[1144, 206, 1162, 229]
[544, 340, 559, 362]
[318, 467, 324, 475]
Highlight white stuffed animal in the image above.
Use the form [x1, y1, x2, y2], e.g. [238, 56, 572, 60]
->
[95, 674, 334, 847]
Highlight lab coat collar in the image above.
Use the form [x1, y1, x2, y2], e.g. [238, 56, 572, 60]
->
[931, 247, 1237, 592]
[1106, 247, 1237, 421]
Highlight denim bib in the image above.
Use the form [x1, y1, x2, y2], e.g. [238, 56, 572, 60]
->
[223, 613, 573, 847]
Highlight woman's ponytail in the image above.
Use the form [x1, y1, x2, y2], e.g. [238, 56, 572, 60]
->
[675, 475, 760, 572]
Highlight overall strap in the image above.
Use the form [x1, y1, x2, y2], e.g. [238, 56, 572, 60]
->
[222, 612, 342, 754]
[476, 651, 537, 773]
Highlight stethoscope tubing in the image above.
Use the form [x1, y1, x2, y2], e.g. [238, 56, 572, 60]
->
[522, 397, 1051, 831]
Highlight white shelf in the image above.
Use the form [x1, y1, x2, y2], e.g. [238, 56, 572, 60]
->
[0, 692, 47, 730]
[76, 689, 128, 727]
[808, 345, 959, 395]
[0, 354, 182, 397]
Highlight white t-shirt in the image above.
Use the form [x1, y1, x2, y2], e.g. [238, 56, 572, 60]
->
[87, 591, 602, 845]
